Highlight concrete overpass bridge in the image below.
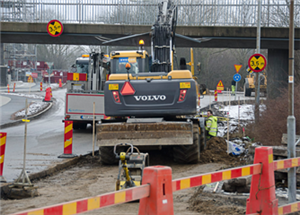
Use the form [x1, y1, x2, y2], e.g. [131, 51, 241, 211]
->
[1, 22, 300, 50]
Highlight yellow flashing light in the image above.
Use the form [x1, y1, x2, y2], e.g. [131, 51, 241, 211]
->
[139, 40, 145, 45]
[82, 54, 89, 58]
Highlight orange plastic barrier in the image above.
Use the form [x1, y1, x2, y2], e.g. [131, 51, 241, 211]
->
[139, 166, 174, 215]
[246, 147, 278, 214]
[59, 79, 62, 87]
[58, 121, 77, 158]
[43, 87, 52, 102]
[50, 87, 53, 98]
[0, 132, 7, 182]
[9, 184, 150, 215]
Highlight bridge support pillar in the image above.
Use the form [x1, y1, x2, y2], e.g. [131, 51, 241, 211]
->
[267, 49, 288, 99]
[0, 43, 4, 65]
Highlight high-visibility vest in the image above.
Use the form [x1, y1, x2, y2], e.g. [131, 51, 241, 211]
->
[205, 116, 218, 137]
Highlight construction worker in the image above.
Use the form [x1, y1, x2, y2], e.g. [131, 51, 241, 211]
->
[205, 110, 218, 140]
[231, 79, 236, 95]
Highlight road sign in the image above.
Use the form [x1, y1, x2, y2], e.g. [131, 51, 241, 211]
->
[27, 75, 33, 83]
[248, 53, 267, 72]
[216, 80, 224, 91]
[234, 64, 242, 73]
[47, 20, 64, 37]
[233, 73, 241, 82]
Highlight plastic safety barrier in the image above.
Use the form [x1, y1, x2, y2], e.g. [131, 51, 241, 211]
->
[9, 184, 150, 215]
[9, 147, 300, 215]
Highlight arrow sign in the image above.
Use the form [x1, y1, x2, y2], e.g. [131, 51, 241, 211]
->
[234, 64, 242, 73]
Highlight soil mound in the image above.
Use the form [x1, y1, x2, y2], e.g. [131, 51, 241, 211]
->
[199, 137, 243, 166]
[188, 186, 246, 215]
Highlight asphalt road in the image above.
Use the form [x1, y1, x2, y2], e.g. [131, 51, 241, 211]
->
[0, 89, 254, 182]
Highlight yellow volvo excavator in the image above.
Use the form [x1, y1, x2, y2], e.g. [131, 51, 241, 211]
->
[96, 0, 206, 165]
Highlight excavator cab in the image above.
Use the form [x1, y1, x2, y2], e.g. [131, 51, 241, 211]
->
[110, 50, 150, 74]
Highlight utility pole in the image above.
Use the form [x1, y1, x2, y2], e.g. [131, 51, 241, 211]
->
[254, 0, 262, 124]
[288, 0, 296, 203]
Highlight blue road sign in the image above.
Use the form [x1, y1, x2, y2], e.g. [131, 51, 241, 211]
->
[233, 73, 241, 82]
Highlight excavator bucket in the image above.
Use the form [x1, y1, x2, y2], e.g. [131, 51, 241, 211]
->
[97, 121, 193, 147]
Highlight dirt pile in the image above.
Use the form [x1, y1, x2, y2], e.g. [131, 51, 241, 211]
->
[188, 186, 246, 215]
[199, 137, 244, 166]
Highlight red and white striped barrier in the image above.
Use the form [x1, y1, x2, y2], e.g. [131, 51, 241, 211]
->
[9, 185, 150, 215]
[9, 147, 300, 215]
[58, 121, 77, 158]
[0, 132, 7, 182]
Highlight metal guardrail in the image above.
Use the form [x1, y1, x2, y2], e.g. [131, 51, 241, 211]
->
[1, 0, 300, 27]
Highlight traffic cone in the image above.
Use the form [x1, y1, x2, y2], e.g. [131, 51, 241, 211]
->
[43, 87, 52, 102]
[59, 79, 62, 88]
[7, 84, 10, 93]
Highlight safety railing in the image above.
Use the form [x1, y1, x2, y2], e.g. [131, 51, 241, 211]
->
[1, 0, 300, 27]
[9, 147, 300, 215]
[9, 184, 150, 215]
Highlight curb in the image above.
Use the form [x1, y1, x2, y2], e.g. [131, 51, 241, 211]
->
[0, 98, 55, 129]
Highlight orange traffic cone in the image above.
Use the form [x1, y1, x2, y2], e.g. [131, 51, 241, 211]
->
[43, 87, 52, 102]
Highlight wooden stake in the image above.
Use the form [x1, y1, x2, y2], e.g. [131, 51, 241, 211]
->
[213, 182, 219, 193]
[227, 95, 231, 154]
[238, 97, 240, 133]
[92, 102, 95, 157]
[209, 93, 211, 110]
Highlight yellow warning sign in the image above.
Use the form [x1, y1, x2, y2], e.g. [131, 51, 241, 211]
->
[216, 80, 224, 91]
[27, 75, 33, 83]
[234, 64, 242, 73]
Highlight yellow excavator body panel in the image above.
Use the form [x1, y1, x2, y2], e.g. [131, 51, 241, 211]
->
[110, 50, 148, 59]
[108, 70, 193, 81]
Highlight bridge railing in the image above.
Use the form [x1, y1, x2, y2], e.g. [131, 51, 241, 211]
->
[1, 0, 300, 27]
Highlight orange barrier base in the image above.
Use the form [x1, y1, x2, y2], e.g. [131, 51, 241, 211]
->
[139, 166, 174, 215]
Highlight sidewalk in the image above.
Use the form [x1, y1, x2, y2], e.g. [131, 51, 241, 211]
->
[0, 81, 36, 89]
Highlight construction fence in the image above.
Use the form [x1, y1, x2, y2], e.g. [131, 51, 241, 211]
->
[8, 146, 300, 215]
